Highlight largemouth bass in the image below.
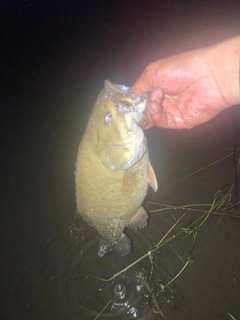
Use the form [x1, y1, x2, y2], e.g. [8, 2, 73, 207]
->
[75, 80, 158, 257]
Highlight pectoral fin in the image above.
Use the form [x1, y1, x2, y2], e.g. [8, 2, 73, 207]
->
[147, 161, 158, 192]
[122, 168, 140, 195]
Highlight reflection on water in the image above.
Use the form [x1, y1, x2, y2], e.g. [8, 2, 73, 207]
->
[49, 215, 179, 319]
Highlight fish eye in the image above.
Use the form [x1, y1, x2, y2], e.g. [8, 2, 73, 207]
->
[102, 112, 112, 124]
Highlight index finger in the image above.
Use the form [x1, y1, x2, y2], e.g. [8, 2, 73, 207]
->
[129, 63, 157, 94]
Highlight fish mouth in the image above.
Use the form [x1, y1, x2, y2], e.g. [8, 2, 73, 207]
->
[105, 80, 148, 122]
[98, 80, 148, 170]
[114, 97, 147, 113]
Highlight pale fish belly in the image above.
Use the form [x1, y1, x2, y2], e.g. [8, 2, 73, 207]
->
[75, 144, 150, 257]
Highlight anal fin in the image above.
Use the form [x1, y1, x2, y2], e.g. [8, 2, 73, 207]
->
[127, 206, 148, 229]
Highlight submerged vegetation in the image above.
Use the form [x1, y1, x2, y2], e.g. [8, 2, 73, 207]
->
[73, 148, 240, 319]
[49, 145, 239, 319]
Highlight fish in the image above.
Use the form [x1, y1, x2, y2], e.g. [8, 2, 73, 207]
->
[75, 80, 158, 257]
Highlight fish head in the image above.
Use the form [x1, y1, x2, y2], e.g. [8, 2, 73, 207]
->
[89, 80, 148, 170]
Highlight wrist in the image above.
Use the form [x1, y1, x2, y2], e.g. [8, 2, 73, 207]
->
[204, 36, 240, 107]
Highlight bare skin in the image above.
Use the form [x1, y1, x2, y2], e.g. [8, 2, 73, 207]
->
[130, 37, 240, 129]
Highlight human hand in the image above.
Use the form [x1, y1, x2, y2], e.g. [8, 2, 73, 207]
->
[130, 37, 240, 129]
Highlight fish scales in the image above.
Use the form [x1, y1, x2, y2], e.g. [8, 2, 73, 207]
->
[75, 80, 158, 257]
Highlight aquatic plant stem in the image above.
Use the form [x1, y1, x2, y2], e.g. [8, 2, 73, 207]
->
[172, 147, 240, 187]
[155, 213, 187, 248]
[226, 311, 238, 320]
[163, 228, 198, 290]
[164, 257, 190, 289]
[75, 213, 187, 282]
[76, 190, 229, 284]
[79, 211, 212, 283]
[94, 300, 112, 320]
[149, 202, 240, 219]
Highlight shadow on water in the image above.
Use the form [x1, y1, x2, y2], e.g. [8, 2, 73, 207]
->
[2, 1, 240, 319]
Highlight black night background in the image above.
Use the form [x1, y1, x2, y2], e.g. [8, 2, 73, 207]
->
[1, 1, 240, 319]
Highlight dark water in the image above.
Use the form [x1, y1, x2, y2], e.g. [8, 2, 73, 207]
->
[1, 1, 240, 319]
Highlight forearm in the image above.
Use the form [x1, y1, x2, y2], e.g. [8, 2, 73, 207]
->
[203, 36, 240, 107]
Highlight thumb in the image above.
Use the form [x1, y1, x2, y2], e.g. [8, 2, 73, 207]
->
[129, 71, 154, 94]
[139, 88, 165, 129]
